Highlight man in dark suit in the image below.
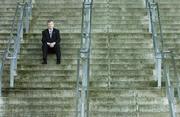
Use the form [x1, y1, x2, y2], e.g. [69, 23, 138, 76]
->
[42, 20, 61, 64]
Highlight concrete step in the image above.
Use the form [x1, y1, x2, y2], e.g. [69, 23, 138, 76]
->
[14, 76, 76, 82]
[14, 68, 152, 76]
[0, 97, 75, 105]
[23, 32, 151, 38]
[2, 74, 153, 82]
[33, 4, 82, 9]
[17, 54, 153, 60]
[90, 96, 167, 105]
[0, 111, 76, 117]
[17, 58, 77, 65]
[21, 33, 151, 41]
[89, 88, 165, 97]
[3, 88, 165, 98]
[11, 82, 76, 90]
[10, 81, 156, 89]
[89, 104, 169, 112]
[15, 58, 154, 65]
[3, 89, 75, 97]
[89, 112, 170, 117]
[0, 104, 76, 111]
[18, 48, 153, 55]
[16, 63, 153, 70]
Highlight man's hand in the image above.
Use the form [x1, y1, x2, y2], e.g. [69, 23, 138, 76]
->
[47, 42, 56, 48]
[52, 42, 56, 46]
[47, 42, 50, 46]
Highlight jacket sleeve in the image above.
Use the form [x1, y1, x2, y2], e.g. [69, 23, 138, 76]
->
[56, 30, 61, 44]
[42, 31, 47, 44]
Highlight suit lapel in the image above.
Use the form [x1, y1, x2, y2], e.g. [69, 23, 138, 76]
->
[52, 29, 55, 38]
[46, 29, 51, 39]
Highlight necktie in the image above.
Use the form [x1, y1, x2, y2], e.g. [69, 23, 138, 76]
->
[49, 30, 52, 38]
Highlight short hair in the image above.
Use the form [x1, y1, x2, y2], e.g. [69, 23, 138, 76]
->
[47, 20, 54, 24]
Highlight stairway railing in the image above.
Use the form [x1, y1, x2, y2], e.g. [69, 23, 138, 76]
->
[24, 0, 33, 33]
[162, 51, 180, 117]
[0, 0, 32, 96]
[146, 0, 164, 87]
[76, 0, 93, 117]
[146, 0, 180, 117]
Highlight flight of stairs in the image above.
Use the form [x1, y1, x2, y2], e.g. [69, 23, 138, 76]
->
[157, 0, 180, 114]
[158, 0, 180, 71]
[0, 0, 18, 33]
[0, 0, 18, 56]
[89, 0, 170, 116]
[0, 0, 179, 117]
[1, 0, 82, 116]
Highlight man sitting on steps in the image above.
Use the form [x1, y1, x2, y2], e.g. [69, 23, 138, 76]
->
[41, 20, 61, 64]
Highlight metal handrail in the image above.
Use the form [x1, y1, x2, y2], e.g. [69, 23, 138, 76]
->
[146, 0, 180, 116]
[76, 55, 80, 117]
[76, 0, 93, 117]
[145, 0, 155, 8]
[163, 60, 176, 117]
[147, 0, 180, 98]
[76, 48, 91, 117]
[156, 3, 164, 53]
[163, 51, 180, 99]
[162, 51, 180, 117]
[147, 1, 164, 87]
[0, 0, 32, 96]
[24, 0, 32, 33]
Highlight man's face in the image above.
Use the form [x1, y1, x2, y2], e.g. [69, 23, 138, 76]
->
[47, 21, 54, 30]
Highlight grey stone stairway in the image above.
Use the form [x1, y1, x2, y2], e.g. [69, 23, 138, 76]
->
[1, 0, 82, 116]
[157, 0, 180, 115]
[0, 0, 179, 117]
[157, 0, 180, 67]
[158, 0, 180, 59]
[0, 0, 18, 33]
[0, 0, 18, 56]
[88, 0, 171, 117]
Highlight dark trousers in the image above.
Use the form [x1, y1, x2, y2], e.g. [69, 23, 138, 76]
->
[42, 43, 61, 62]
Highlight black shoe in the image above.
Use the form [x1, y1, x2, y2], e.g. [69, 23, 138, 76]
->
[56, 61, 61, 64]
[42, 61, 47, 64]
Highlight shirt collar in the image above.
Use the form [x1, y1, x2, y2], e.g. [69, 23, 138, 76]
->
[48, 28, 53, 32]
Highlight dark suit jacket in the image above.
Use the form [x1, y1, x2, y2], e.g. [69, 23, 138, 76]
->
[42, 28, 61, 45]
